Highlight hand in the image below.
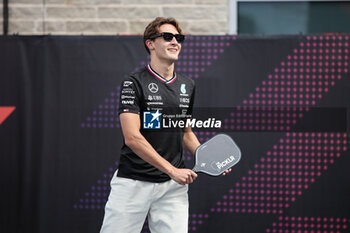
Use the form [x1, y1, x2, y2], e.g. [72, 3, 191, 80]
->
[169, 168, 198, 185]
[222, 168, 232, 176]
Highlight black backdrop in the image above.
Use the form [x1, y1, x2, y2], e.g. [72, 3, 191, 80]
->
[1, 35, 350, 233]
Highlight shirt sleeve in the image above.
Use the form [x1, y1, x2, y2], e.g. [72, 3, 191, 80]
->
[118, 76, 141, 115]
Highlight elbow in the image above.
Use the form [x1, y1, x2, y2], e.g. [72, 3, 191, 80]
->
[124, 134, 140, 149]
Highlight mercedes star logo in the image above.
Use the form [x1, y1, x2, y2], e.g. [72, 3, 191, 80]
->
[148, 83, 159, 93]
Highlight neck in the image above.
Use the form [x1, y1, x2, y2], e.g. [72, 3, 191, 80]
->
[150, 59, 175, 80]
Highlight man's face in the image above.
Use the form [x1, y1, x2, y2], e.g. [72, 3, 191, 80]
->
[150, 24, 182, 63]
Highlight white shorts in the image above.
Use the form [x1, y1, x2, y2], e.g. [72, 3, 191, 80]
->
[100, 170, 189, 233]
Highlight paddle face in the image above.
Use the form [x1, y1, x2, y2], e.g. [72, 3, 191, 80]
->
[193, 134, 241, 176]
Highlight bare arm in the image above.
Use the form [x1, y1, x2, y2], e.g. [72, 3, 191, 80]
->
[120, 113, 197, 185]
[183, 126, 200, 155]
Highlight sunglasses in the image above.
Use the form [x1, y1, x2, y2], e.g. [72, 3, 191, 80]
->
[149, 32, 185, 43]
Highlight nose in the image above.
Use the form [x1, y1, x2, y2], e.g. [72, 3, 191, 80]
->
[170, 36, 179, 44]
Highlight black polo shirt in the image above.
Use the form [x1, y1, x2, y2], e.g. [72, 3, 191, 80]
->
[117, 65, 196, 182]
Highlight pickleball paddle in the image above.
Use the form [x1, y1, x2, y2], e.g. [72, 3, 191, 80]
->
[192, 134, 241, 176]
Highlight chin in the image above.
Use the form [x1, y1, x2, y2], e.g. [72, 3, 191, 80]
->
[164, 57, 177, 63]
[166, 51, 179, 59]
[169, 54, 179, 61]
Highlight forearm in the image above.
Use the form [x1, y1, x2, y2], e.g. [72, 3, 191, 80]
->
[183, 129, 200, 155]
[127, 133, 197, 184]
[125, 133, 176, 176]
[120, 113, 197, 184]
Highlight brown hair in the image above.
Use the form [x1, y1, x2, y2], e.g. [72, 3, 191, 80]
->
[143, 17, 182, 54]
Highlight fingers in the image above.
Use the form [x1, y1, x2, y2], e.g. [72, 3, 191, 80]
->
[186, 175, 193, 184]
[222, 168, 232, 176]
[190, 170, 198, 179]
[173, 169, 197, 185]
[184, 170, 197, 184]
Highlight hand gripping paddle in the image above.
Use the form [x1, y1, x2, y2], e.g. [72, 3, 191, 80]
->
[192, 134, 241, 176]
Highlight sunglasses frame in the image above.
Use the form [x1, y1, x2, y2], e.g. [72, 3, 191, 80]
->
[148, 32, 185, 43]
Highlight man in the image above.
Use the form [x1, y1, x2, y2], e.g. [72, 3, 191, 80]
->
[100, 17, 230, 233]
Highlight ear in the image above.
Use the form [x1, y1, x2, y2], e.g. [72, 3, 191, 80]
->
[145, 39, 155, 52]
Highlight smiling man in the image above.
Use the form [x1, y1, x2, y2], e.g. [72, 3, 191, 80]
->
[100, 17, 201, 233]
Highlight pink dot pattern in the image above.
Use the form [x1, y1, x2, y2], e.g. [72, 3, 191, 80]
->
[81, 86, 121, 129]
[223, 35, 349, 131]
[178, 36, 236, 79]
[222, 106, 306, 132]
[212, 132, 348, 215]
[73, 161, 118, 210]
[266, 216, 350, 233]
[188, 213, 209, 232]
[245, 35, 349, 107]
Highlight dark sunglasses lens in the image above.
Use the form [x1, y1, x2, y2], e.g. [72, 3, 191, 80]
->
[162, 33, 174, 41]
[175, 34, 185, 43]
[161, 33, 185, 43]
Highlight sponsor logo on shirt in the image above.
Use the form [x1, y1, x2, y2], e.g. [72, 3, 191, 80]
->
[122, 100, 134, 105]
[148, 95, 162, 101]
[148, 83, 159, 93]
[180, 84, 189, 96]
[122, 89, 135, 94]
[123, 81, 133, 87]
[147, 102, 163, 105]
[180, 97, 190, 103]
[181, 84, 186, 94]
[121, 95, 135, 99]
